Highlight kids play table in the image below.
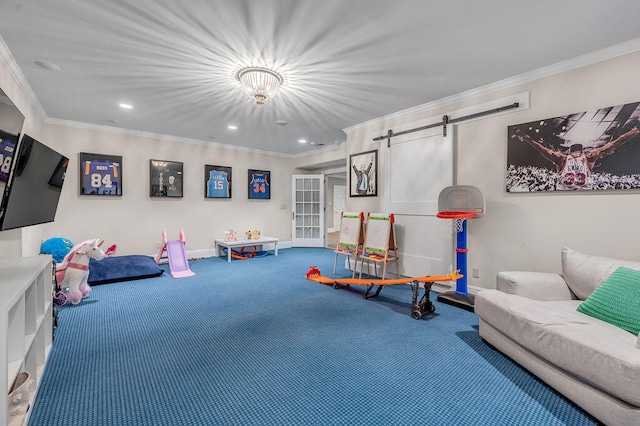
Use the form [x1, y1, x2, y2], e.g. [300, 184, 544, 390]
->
[214, 237, 279, 262]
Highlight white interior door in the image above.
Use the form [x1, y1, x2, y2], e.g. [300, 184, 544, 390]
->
[333, 185, 346, 231]
[379, 124, 454, 277]
[292, 175, 325, 247]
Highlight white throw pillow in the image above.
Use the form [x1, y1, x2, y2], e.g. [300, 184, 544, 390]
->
[562, 247, 640, 300]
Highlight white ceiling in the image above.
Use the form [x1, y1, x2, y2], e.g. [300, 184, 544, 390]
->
[1, 0, 640, 156]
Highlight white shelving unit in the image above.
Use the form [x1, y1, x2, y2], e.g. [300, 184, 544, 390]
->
[1, 255, 53, 426]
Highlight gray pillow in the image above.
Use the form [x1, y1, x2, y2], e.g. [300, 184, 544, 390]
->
[562, 247, 640, 300]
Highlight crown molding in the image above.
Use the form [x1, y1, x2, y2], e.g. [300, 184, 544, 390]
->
[0, 36, 49, 121]
[344, 37, 640, 134]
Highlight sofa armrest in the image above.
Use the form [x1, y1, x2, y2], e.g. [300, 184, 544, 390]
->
[497, 271, 575, 301]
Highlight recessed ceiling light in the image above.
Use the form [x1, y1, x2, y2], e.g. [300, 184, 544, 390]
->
[34, 60, 61, 71]
[275, 120, 288, 126]
[119, 103, 133, 109]
[227, 125, 238, 130]
[298, 139, 307, 144]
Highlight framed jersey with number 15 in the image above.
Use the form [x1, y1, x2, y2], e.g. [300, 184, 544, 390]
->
[79, 152, 123, 196]
[204, 165, 232, 198]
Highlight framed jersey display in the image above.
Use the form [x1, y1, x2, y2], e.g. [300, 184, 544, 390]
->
[79, 152, 122, 196]
[0, 133, 17, 186]
[507, 101, 640, 192]
[204, 165, 231, 198]
[248, 169, 270, 199]
[150, 160, 183, 197]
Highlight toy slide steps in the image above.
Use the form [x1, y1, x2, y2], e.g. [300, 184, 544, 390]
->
[166, 240, 195, 278]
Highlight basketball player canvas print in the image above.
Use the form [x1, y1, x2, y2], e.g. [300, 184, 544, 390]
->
[506, 101, 640, 192]
[204, 165, 231, 198]
[150, 159, 183, 197]
[349, 149, 377, 197]
[79, 152, 122, 196]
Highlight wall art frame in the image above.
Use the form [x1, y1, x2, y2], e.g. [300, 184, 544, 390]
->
[248, 169, 270, 199]
[150, 159, 183, 198]
[79, 152, 123, 196]
[349, 149, 377, 197]
[204, 165, 232, 198]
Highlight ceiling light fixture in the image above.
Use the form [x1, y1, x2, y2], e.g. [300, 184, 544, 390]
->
[119, 103, 133, 109]
[236, 67, 283, 105]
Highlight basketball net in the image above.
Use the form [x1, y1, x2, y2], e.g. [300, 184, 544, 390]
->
[444, 218, 466, 234]
[436, 211, 475, 234]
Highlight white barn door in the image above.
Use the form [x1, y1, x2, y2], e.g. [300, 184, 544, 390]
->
[379, 125, 454, 277]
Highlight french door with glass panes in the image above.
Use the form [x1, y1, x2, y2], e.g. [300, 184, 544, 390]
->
[291, 175, 324, 247]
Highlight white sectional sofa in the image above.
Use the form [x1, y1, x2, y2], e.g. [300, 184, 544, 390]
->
[475, 247, 640, 426]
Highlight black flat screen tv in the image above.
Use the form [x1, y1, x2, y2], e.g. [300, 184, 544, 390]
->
[0, 135, 68, 230]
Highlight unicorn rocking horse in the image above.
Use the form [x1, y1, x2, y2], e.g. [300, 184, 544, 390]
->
[56, 239, 106, 305]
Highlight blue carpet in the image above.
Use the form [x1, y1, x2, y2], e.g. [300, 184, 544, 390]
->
[29, 248, 598, 425]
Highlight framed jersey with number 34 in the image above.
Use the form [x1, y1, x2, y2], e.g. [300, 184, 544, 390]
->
[248, 169, 270, 199]
[79, 152, 123, 196]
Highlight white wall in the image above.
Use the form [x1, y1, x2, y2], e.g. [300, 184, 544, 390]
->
[345, 50, 640, 289]
[35, 124, 296, 256]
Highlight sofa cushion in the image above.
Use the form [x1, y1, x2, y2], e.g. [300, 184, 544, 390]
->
[562, 247, 640, 300]
[577, 267, 640, 335]
[475, 289, 640, 407]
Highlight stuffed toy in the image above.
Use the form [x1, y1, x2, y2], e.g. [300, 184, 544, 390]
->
[40, 237, 74, 263]
[55, 239, 106, 305]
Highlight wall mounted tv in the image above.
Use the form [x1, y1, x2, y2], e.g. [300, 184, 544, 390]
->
[0, 135, 69, 230]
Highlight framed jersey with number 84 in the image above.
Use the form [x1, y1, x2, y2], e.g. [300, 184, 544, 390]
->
[79, 152, 123, 196]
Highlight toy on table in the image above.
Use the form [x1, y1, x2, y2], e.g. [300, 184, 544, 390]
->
[55, 239, 106, 305]
[244, 229, 261, 240]
[224, 230, 237, 241]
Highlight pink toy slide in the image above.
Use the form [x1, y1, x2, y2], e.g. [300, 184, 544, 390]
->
[156, 228, 195, 278]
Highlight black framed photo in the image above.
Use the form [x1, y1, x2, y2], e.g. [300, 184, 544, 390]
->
[204, 165, 232, 198]
[248, 169, 270, 199]
[350, 149, 377, 197]
[79, 152, 122, 196]
[150, 159, 183, 197]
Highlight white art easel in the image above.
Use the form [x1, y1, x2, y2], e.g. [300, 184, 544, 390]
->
[358, 213, 399, 280]
[334, 212, 364, 277]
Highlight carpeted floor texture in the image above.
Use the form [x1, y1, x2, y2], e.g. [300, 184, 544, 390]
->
[29, 248, 599, 425]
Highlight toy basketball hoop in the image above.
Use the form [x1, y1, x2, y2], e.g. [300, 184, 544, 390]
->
[437, 211, 476, 234]
[436, 185, 486, 311]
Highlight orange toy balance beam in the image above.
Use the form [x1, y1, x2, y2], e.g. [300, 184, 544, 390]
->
[305, 266, 463, 319]
[306, 266, 462, 286]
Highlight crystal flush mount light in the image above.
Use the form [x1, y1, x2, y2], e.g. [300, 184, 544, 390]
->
[237, 67, 283, 105]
